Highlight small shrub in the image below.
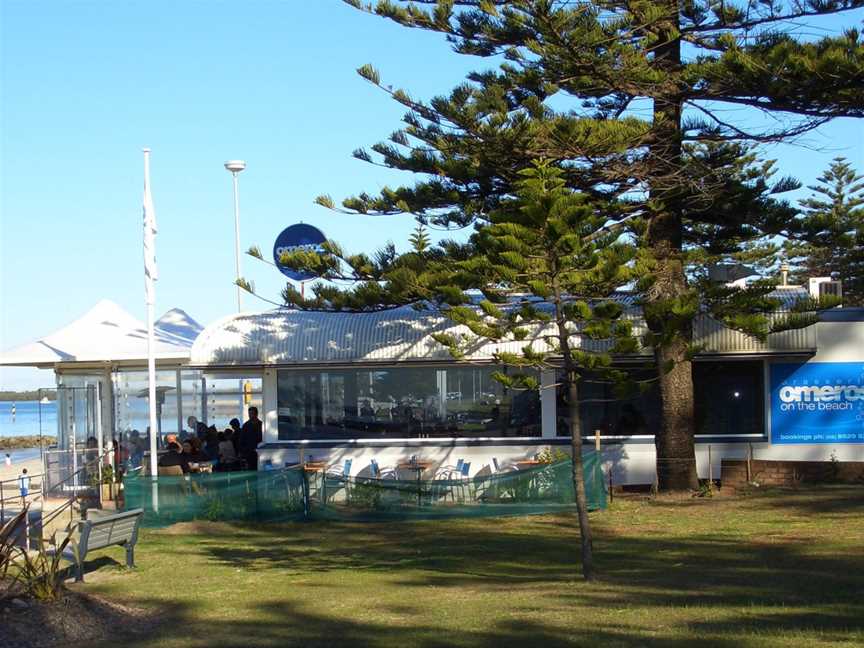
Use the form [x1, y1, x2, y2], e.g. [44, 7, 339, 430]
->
[1, 507, 28, 594]
[14, 532, 72, 601]
[536, 447, 569, 464]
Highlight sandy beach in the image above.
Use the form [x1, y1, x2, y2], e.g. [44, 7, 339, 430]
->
[0, 456, 41, 485]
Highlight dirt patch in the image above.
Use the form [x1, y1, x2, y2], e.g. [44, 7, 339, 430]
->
[156, 520, 231, 535]
[0, 590, 156, 648]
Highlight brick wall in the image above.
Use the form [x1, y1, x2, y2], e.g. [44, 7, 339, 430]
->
[721, 459, 864, 491]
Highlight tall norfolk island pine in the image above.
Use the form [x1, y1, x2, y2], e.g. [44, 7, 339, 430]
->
[317, 0, 864, 491]
[279, 162, 640, 580]
[783, 158, 864, 306]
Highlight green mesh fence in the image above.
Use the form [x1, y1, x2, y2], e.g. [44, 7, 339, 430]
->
[122, 455, 606, 527]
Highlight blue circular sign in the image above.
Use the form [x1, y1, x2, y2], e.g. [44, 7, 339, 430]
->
[273, 224, 327, 281]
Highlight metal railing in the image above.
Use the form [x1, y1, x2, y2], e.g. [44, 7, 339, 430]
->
[1, 446, 114, 549]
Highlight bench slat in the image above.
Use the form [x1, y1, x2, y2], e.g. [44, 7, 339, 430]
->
[78, 509, 143, 553]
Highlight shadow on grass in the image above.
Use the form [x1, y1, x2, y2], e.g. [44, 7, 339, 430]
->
[110, 597, 750, 648]
[744, 484, 864, 516]
[94, 487, 864, 647]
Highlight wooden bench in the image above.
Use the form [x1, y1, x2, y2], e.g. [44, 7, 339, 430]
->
[67, 508, 144, 582]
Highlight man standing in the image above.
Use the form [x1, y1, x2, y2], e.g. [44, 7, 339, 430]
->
[239, 407, 263, 471]
[187, 415, 208, 441]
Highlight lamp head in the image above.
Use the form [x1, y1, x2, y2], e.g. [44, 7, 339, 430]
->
[224, 160, 246, 173]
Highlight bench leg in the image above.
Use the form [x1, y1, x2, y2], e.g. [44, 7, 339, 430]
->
[126, 545, 135, 569]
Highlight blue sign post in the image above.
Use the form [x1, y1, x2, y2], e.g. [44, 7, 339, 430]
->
[770, 362, 864, 444]
[272, 224, 326, 282]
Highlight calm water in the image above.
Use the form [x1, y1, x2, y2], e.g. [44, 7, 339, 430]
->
[0, 401, 57, 441]
[3, 447, 42, 463]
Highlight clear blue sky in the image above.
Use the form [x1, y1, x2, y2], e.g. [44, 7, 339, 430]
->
[1, 1, 862, 389]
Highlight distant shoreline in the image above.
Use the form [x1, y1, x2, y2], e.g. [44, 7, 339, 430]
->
[0, 390, 57, 402]
[0, 435, 56, 451]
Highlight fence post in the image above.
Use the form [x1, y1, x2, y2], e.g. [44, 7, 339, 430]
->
[608, 466, 613, 503]
[24, 503, 30, 551]
[1, 481, 4, 520]
[708, 445, 713, 486]
[594, 430, 602, 505]
[746, 443, 753, 483]
[302, 469, 310, 519]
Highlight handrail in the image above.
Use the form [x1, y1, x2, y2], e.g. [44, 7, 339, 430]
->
[0, 471, 46, 486]
[45, 446, 115, 495]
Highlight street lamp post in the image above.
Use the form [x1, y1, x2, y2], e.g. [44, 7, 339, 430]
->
[224, 159, 246, 312]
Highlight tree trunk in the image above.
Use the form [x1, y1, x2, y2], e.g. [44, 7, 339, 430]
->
[654, 338, 698, 491]
[567, 373, 595, 581]
[645, 0, 698, 492]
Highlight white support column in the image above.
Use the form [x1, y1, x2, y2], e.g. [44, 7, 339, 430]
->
[262, 368, 278, 444]
[540, 368, 557, 438]
[101, 365, 114, 448]
[174, 368, 183, 437]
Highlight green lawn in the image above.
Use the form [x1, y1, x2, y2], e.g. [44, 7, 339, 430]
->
[78, 486, 864, 648]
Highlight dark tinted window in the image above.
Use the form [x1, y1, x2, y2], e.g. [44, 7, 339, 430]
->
[694, 361, 763, 436]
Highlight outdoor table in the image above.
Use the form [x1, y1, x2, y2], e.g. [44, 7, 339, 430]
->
[302, 462, 327, 509]
[397, 460, 433, 506]
[514, 460, 546, 470]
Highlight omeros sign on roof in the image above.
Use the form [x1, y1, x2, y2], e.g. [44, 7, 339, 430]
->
[272, 224, 326, 282]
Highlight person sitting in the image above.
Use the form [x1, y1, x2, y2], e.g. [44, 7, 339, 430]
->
[158, 442, 189, 474]
[218, 430, 237, 464]
[229, 418, 242, 454]
[204, 425, 220, 461]
[184, 438, 210, 463]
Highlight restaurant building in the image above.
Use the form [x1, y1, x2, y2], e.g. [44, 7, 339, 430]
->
[2, 286, 862, 485]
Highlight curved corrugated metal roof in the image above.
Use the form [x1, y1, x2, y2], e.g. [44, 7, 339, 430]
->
[190, 288, 817, 367]
[190, 306, 539, 366]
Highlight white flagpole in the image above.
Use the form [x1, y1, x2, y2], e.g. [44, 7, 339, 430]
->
[143, 148, 159, 481]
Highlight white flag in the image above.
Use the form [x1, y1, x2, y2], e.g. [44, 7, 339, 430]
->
[143, 149, 158, 305]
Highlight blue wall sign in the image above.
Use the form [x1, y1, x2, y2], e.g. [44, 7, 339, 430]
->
[770, 362, 864, 444]
[272, 224, 326, 282]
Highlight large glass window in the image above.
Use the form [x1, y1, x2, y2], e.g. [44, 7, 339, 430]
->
[277, 366, 540, 440]
[113, 370, 181, 441]
[111, 369, 263, 446]
[693, 360, 763, 436]
[556, 367, 660, 437]
[556, 360, 764, 438]
[201, 374, 263, 428]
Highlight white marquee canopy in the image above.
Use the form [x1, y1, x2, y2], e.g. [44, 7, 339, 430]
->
[0, 299, 202, 368]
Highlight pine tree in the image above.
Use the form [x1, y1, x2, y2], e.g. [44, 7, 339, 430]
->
[315, 0, 863, 490]
[280, 161, 641, 580]
[783, 158, 864, 305]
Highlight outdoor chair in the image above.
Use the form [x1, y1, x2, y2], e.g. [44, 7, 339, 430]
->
[431, 461, 472, 503]
[323, 458, 353, 503]
[156, 464, 190, 504]
[456, 461, 472, 502]
[434, 458, 465, 480]
[369, 459, 396, 480]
